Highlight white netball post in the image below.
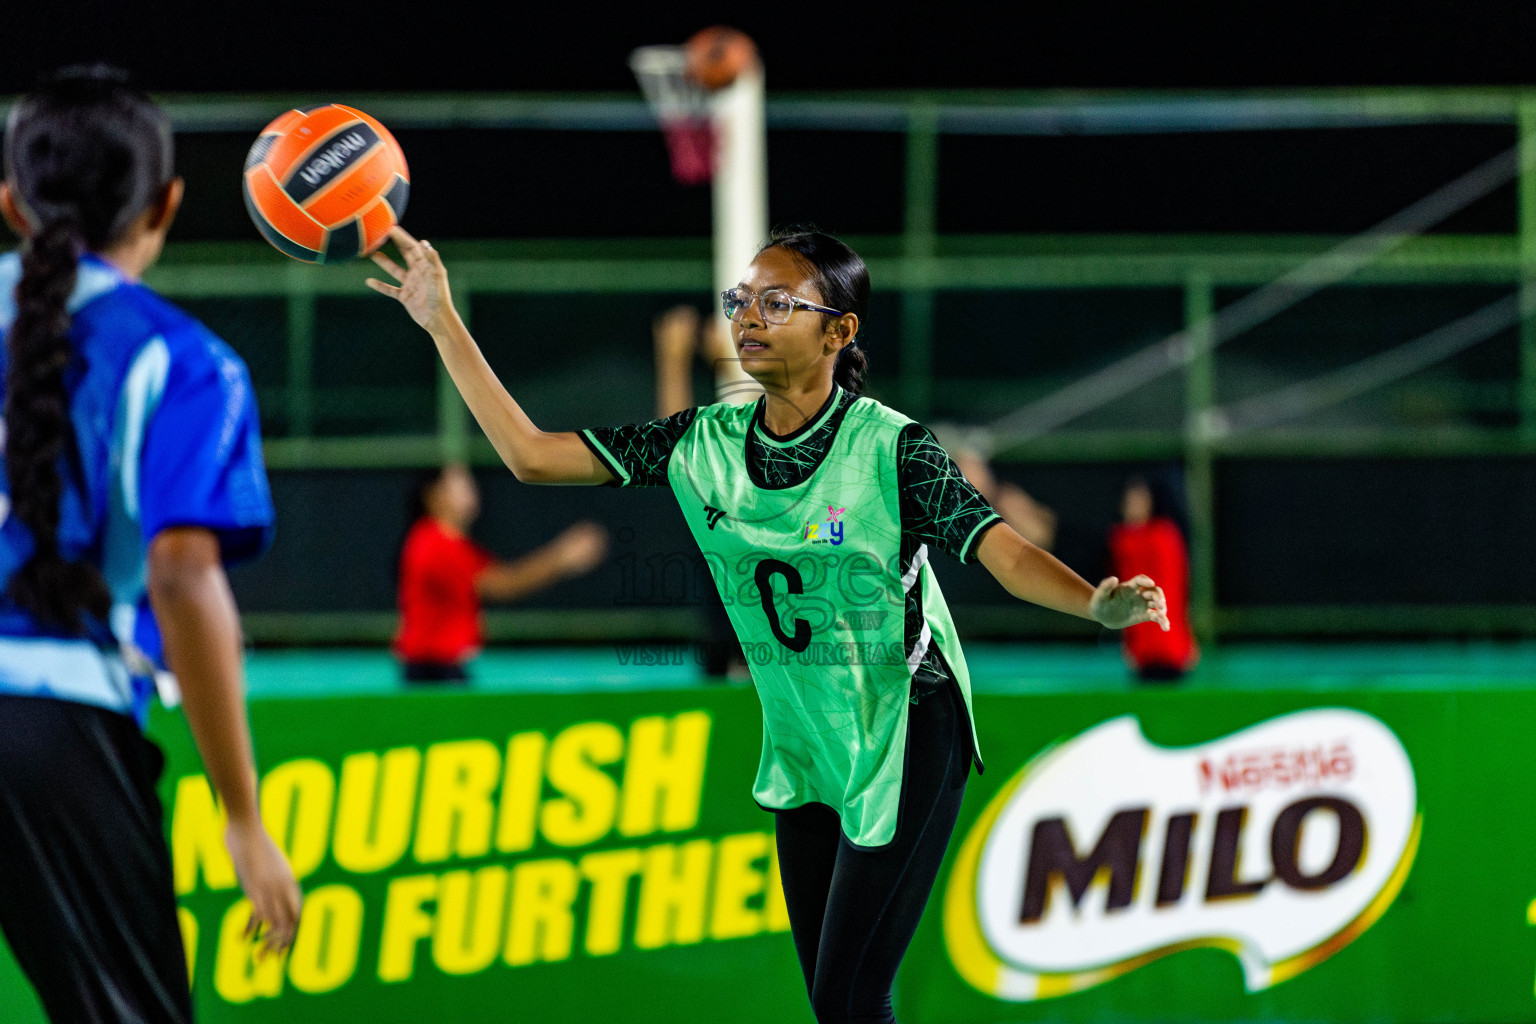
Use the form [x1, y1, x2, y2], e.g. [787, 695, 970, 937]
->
[632, 32, 767, 403]
[707, 62, 767, 403]
[709, 65, 768, 323]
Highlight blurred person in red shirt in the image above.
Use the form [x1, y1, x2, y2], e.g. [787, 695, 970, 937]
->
[395, 465, 608, 681]
[1108, 474, 1198, 682]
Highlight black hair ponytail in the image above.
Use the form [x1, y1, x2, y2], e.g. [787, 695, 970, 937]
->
[3, 66, 172, 634]
[832, 342, 867, 396]
[4, 217, 112, 632]
[757, 225, 871, 396]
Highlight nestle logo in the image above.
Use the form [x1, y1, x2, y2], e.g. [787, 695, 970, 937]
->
[1199, 743, 1354, 795]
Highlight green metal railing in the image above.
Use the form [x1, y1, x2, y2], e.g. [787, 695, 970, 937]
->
[147, 232, 1536, 465]
[17, 87, 1535, 643]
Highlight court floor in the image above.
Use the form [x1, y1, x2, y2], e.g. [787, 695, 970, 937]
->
[242, 640, 1536, 699]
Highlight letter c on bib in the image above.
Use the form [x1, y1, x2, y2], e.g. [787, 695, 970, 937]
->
[755, 558, 812, 653]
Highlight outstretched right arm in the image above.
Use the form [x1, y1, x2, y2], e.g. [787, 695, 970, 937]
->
[366, 227, 614, 485]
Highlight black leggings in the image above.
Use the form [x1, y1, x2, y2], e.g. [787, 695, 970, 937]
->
[773, 681, 971, 1024]
[0, 695, 192, 1023]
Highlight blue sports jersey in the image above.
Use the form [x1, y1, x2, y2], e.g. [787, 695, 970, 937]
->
[0, 252, 275, 726]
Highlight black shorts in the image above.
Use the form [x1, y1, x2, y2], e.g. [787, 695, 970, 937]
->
[0, 694, 193, 1023]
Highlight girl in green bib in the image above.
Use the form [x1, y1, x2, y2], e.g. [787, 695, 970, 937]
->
[368, 225, 1168, 1024]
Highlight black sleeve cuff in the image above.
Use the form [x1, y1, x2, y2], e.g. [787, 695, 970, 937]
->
[959, 514, 1005, 564]
[577, 430, 627, 487]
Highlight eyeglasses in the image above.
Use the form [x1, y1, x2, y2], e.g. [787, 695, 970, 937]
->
[721, 287, 845, 324]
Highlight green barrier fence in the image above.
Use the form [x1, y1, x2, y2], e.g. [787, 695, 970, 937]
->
[3, 648, 1534, 1022]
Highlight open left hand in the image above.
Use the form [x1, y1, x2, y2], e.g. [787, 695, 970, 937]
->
[1089, 574, 1170, 631]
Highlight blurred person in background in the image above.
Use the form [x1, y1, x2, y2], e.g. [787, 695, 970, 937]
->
[1109, 472, 1198, 682]
[0, 67, 300, 1021]
[654, 304, 749, 680]
[395, 464, 608, 682]
[952, 447, 1058, 551]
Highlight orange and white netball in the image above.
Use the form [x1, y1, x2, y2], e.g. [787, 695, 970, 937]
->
[242, 103, 409, 263]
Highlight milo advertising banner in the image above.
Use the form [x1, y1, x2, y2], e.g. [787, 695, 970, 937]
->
[905, 689, 1536, 1023]
[3, 684, 1536, 1022]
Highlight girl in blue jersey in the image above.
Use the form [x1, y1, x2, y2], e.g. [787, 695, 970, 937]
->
[0, 67, 301, 1022]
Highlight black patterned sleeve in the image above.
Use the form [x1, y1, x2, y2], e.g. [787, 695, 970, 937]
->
[578, 408, 698, 488]
[897, 424, 1004, 564]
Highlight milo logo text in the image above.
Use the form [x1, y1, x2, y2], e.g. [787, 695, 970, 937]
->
[1019, 794, 1366, 923]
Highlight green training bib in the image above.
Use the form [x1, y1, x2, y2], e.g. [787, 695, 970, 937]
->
[668, 395, 981, 847]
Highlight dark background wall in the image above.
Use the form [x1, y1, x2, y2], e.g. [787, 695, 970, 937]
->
[8, 1, 1536, 94]
[3, 5, 1530, 247]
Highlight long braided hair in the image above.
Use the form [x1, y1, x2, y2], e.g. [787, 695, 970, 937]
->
[3, 66, 173, 633]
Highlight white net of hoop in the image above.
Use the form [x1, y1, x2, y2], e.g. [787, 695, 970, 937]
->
[629, 45, 715, 185]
